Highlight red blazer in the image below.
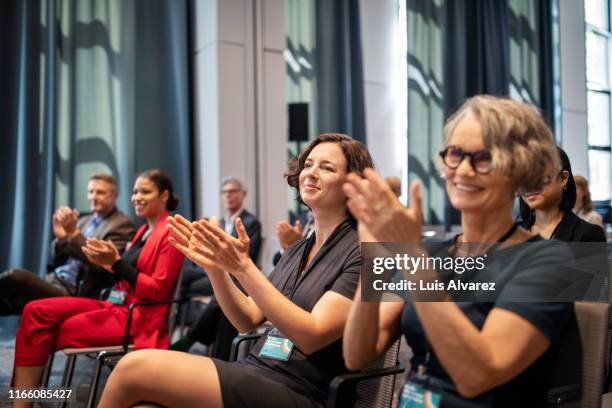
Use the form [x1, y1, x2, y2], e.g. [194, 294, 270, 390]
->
[115, 212, 184, 349]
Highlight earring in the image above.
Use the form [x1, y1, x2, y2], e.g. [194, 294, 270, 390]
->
[562, 184, 567, 191]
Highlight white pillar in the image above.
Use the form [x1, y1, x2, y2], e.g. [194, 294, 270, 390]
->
[558, 0, 589, 176]
[359, 0, 405, 196]
[192, 0, 287, 272]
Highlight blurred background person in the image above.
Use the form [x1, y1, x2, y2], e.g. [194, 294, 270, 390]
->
[385, 176, 402, 198]
[0, 173, 135, 315]
[520, 147, 606, 242]
[573, 175, 604, 229]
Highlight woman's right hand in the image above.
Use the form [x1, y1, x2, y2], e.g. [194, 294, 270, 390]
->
[190, 218, 254, 278]
[168, 215, 222, 274]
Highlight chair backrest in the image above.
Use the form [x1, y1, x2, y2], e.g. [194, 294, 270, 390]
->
[353, 339, 401, 408]
[167, 268, 183, 336]
[575, 302, 610, 408]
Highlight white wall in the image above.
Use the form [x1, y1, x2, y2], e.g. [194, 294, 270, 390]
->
[192, 0, 287, 272]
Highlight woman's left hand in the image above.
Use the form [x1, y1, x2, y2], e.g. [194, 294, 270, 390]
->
[191, 217, 254, 277]
[343, 168, 423, 243]
[82, 238, 121, 271]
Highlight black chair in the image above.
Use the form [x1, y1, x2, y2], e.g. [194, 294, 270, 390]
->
[229, 333, 405, 408]
[547, 302, 610, 408]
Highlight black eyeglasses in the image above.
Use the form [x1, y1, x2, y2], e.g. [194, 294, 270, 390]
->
[439, 146, 493, 175]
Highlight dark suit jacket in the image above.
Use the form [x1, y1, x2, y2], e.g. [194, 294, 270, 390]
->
[220, 209, 262, 264]
[50, 208, 136, 297]
[552, 210, 607, 242]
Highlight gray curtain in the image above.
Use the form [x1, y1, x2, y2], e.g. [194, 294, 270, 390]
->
[315, 0, 366, 144]
[406, 0, 446, 224]
[0, 0, 192, 275]
[0, 0, 57, 275]
[508, 0, 555, 129]
[442, 0, 510, 227]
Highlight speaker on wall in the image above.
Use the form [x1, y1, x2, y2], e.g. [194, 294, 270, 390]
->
[288, 103, 309, 142]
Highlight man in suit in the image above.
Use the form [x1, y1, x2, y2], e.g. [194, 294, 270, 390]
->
[219, 176, 262, 262]
[172, 177, 262, 357]
[0, 173, 136, 315]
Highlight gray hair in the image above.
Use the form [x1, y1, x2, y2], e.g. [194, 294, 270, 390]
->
[221, 176, 246, 192]
[437, 95, 559, 194]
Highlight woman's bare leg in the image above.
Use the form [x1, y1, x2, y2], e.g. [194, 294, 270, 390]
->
[98, 350, 223, 408]
[12, 365, 45, 408]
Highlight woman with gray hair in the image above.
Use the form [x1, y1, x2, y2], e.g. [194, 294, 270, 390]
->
[343, 96, 579, 407]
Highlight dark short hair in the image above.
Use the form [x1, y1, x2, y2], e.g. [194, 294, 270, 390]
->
[519, 146, 577, 226]
[89, 173, 118, 191]
[138, 169, 180, 211]
[285, 133, 374, 204]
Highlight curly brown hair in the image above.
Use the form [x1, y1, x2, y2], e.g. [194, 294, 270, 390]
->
[286, 133, 374, 203]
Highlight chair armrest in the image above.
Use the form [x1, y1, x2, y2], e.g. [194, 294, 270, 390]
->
[545, 384, 581, 407]
[123, 299, 181, 354]
[327, 363, 406, 408]
[96, 349, 127, 363]
[229, 334, 264, 362]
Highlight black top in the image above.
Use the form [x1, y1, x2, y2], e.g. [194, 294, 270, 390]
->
[401, 236, 574, 407]
[243, 219, 361, 402]
[111, 236, 147, 287]
[551, 210, 606, 242]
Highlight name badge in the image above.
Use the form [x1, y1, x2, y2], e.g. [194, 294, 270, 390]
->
[398, 380, 441, 408]
[258, 329, 294, 361]
[107, 289, 127, 305]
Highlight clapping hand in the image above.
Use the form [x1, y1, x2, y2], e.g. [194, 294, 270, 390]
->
[191, 218, 253, 277]
[343, 168, 423, 243]
[53, 206, 79, 239]
[82, 238, 120, 271]
[276, 220, 302, 250]
[168, 215, 220, 273]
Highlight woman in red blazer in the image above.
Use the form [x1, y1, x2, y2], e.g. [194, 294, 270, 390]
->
[11, 169, 184, 402]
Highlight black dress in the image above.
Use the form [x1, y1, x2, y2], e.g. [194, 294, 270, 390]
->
[212, 219, 360, 408]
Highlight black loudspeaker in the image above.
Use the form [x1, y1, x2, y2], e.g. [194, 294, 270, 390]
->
[288, 103, 309, 142]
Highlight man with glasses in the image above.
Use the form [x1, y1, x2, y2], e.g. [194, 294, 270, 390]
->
[0, 173, 135, 315]
[219, 177, 262, 262]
